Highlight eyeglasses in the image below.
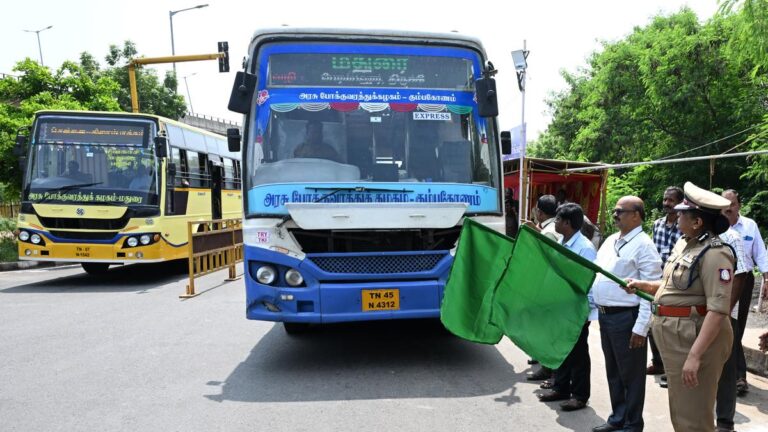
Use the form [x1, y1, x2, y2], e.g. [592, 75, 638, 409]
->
[612, 208, 636, 216]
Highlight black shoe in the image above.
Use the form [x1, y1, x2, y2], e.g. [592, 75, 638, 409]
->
[592, 423, 623, 432]
[560, 398, 587, 411]
[538, 390, 569, 402]
[736, 378, 749, 396]
[540, 379, 554, 389]
[527, 367, 552, 381]
[527, 359, 539, 365]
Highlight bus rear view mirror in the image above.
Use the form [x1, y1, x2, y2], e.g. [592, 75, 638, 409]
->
[227, 128, 241, 152]
[14, 133, 27, 156]
[500, 131, 512, 155]
[475, 76, 499, 118]
[154, 136, 168, 158]
[228, 71, 257, 114]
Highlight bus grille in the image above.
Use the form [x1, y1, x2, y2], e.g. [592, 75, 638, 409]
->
[49, 231, 117, 241]
[38, 216, 129, 230]
[307, 253, 447, 274]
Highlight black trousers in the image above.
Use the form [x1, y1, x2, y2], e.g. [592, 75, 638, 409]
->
[716, 318, 740, 430]
[735, 272, 755, 379]
[554, 322, 591, 401]
[599, 307, 647, 431]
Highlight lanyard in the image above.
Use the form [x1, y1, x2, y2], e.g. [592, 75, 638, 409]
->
[614, 231, 641, 257]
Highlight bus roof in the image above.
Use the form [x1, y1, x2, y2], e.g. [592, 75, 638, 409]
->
[247, 27, 488, 59]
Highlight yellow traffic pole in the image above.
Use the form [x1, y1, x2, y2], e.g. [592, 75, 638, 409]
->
[128, 62, 139, 113]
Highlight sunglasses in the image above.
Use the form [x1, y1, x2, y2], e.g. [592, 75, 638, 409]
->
[612, 208, 637, 216]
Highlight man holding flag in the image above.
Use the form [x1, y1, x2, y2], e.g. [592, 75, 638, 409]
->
[591, 196, 662, 432]
[537, 203, 598, 411]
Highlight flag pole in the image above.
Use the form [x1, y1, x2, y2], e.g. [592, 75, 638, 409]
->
[594, 268, 655, 302]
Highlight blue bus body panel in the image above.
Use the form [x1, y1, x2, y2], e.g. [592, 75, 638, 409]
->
[244, 245, 453, 323]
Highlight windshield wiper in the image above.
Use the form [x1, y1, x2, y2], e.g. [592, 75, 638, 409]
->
[48, 182, 103, 193]
[276, 186, 414, 228]
[34, 182, 104, 203]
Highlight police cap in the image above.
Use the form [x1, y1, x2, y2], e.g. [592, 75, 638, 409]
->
[673, 181, 731, 214]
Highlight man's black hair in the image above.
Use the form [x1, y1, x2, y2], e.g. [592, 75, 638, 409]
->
[665, 186, 684, 202]
[556, 203, 584, 231]
[537, 194, 558, 217]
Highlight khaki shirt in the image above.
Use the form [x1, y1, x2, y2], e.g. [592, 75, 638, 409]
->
[654, 234, 734, 314]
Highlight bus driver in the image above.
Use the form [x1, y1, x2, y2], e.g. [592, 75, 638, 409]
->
[293, 120, 341, 162]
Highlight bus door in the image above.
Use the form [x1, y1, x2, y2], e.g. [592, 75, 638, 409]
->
[209, 158, 223, 220]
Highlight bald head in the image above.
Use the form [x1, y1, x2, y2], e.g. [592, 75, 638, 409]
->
[613, 195, 645, 234]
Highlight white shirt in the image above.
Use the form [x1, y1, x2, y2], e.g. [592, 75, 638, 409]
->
[591, 225, 663, 336]
[540, 217, 564, 243]
[732, 215, 768, 273]
[720, 228, 748, 319]
[562, 231, 599, 320]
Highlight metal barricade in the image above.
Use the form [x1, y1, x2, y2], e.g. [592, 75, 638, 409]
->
[182, 218, 243, 298]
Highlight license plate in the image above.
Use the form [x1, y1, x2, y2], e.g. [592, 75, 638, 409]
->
[362, 289, 400, 311]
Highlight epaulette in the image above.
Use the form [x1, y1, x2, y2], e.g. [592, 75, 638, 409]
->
[709, 236, 724, 248]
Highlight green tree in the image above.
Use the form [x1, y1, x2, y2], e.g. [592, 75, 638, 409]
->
[529, 8, 767, 226]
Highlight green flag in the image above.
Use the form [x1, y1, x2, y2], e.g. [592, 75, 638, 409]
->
[491, 224, 602, 369]
[440, 219, 513, 344]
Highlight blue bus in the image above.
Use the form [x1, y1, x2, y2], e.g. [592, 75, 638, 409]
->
[227, 28, 507, 333]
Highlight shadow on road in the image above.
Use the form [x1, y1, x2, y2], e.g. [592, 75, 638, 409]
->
[0, 260, 189, 294]
[205, 319, 520, 403]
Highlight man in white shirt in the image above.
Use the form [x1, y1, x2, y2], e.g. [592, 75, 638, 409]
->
[537, 203, 598, 412]
[590, 196, 663, 432]
[722, 189, 768, 395]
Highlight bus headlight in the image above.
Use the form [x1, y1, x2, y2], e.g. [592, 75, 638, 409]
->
[139, 234, 151, 245]
[18, 231, 30, 242]
[30, 234, 42, 244]
[285, 269, 304, 287]
[126, 237, 139, 248]
[256, 266, 276, 285]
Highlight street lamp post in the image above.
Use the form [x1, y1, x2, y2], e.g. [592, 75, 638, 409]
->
[511, 42, 529, 225]
[23, 25, 53, 66]
[183, 73, 197, 114]
[169, 4, 209, 76]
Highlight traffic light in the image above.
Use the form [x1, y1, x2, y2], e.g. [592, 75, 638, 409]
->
[218, 41, 229, 73]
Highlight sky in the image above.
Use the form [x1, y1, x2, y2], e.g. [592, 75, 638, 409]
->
[2, 0, 722, 140]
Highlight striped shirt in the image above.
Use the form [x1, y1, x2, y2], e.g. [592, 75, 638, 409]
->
[652, 216, 682, 267]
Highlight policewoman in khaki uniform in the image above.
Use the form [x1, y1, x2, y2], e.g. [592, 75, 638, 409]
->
[626, 182, 734, 432]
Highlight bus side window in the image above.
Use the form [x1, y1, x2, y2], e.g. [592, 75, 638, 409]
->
[223, 158, 235, 189]
[180, 149, 192, 187]
[198, 153, 210, 188]
[234, 160, 242, 189]
[170, 147, 183, 187]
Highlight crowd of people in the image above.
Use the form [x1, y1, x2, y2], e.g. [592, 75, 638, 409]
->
[507, 182, 768, 432]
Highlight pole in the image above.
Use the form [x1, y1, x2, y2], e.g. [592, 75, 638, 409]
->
[518, 40, 527, 225]
[184, 75, 194, 113]
[169, 11, 176, 76]
[36, 33, 44, 66]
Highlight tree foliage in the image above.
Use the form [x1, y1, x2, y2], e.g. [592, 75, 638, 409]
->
[529, 8, 768, 229]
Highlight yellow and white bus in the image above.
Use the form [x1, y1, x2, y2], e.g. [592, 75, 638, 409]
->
[14, 110, 242, 275]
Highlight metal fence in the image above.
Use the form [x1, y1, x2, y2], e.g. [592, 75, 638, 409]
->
[0, 202, 20, 219]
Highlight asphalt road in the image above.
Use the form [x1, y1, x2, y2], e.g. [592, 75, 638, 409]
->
[1, 262, 767, 432]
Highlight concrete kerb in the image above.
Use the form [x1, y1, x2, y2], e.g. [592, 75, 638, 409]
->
[0, 261, 64, 272]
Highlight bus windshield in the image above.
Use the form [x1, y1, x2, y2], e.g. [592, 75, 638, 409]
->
[245, 43, 500, 215]
[23, 116, 159, 206]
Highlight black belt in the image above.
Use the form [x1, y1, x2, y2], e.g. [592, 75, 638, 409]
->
[597, 305, 639, 315]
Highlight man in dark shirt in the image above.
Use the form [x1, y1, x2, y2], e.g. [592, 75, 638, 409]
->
[647, 186, 683, 382]
[293, 120, 341, 162]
